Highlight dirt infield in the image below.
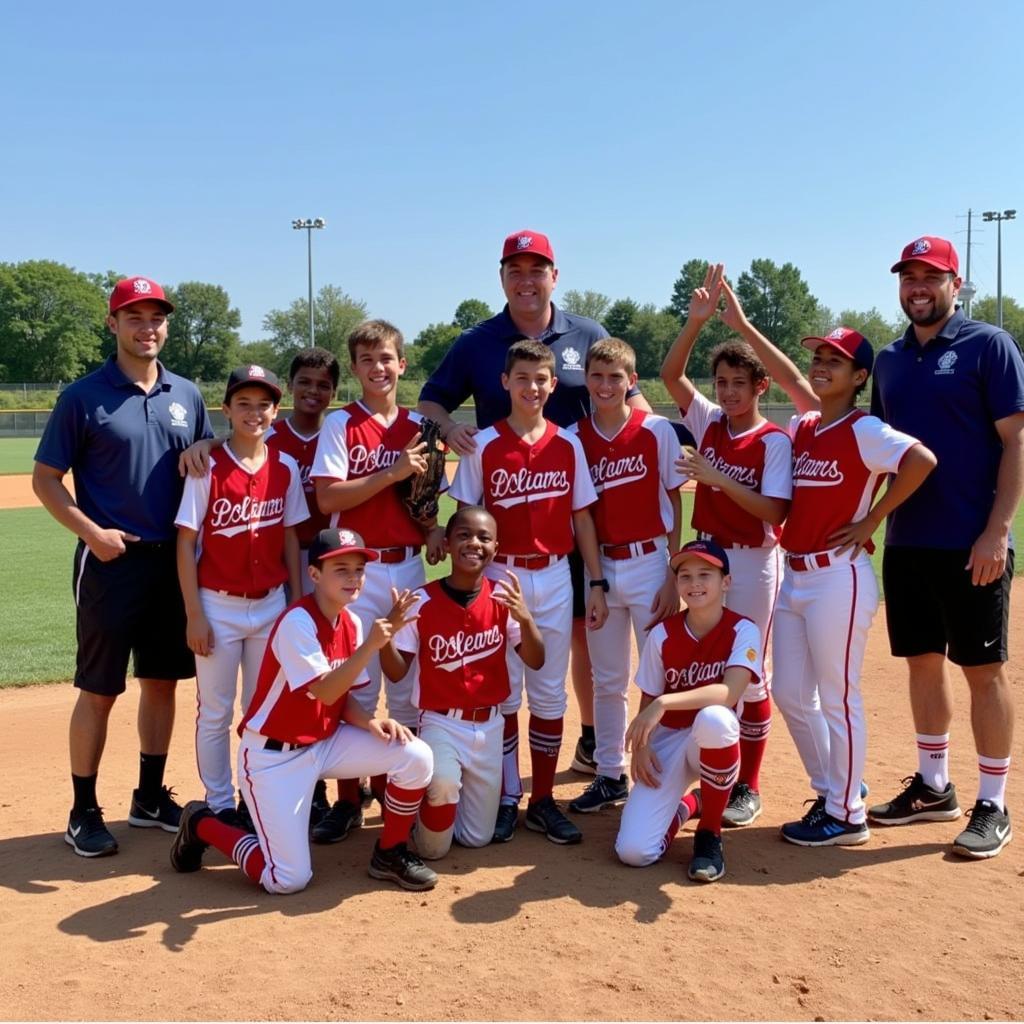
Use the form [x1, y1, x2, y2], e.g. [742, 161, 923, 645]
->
[0, 472, 48, 509]
[1, 591, 1022, 1022]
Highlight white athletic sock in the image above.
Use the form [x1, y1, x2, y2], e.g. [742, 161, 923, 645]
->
[977, 756, 1011, 812]
[916, 733, 950, 791]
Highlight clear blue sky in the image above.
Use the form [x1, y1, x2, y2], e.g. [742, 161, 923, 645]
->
[3, 2, 1021, 345]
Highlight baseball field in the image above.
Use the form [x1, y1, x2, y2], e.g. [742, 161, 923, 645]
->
[0, 437, 1022, 1021]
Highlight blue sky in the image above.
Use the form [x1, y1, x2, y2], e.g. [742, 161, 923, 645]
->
[3, 2, 1021, 346]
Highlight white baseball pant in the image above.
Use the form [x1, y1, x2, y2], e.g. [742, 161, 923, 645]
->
[723, 545, 782, 704]
[195, 587, 286, 812]
[771, 552, 878, 825]
[238, 726, 433, 894]
[615, 704, 739, 866]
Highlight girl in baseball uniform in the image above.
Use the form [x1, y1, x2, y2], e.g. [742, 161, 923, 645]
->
[716, 279, 937, 846]
[176, 366, 308, 825]
[661, 264, 792, 828]
[381, 506, 544, 859]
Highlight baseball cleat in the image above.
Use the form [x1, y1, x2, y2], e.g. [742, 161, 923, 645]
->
[65, 807, 118, 858]
[569, 774, 628, 813]
[569, 736, 597, 775]
[309, 779, 331, 831]
[951, 800, 1012, 859]
[525, 795, 582, 845]
[781, 810, 870, 847]
[128, 785, 182, 833]
[311, 799, 364, 845]
[367, 840, 437, 891]
[688, 829, 725, 882]
[867, 773, 961, 825]
[170, 800, 213, 872]
[491, 803, 519, 843]
[721, 782, 762, 828]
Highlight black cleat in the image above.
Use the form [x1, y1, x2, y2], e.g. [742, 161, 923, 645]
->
[170, 800, 213, 873]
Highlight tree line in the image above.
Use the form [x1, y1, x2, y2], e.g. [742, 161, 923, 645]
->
[2, 258, 1020, 386]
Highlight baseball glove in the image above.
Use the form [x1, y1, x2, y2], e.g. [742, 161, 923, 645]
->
[402, 418, 447, 523]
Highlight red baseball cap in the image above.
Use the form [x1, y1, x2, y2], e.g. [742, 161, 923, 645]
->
[890, 236, 959, 275]
[109, 276, 174, 314]
[669, 539, 730, 575]
[501, 230, 555, 264]
[801, 327, 875, 373]
[309, 528, 379, 564]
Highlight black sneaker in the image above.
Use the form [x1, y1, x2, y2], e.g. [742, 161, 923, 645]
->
[367, 840, 437, 891]
[688, 829, 725, 882]
[215, 807, 249, 831]
[780, 795, 826, 835]
[525, 795, 583, 845]
[235, 796, 256, 833]
[867, 773, 961, 825]
[569, 737, 597, 775]
[311, 799, 364, 845]
[128, 786, 182, 833]
[170, 800, 213, 873]
[309, 780, 331, 831]
[781, 811, 870, 847]
[491, 803, 519, 844]
[569, 774, 628, 813]
[951, 800, 1013, 859]
[65, 807, 118, 858]
[721, 782, 762, 828]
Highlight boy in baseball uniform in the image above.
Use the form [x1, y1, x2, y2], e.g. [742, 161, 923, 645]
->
[449, 339, 607, 845]
[311, 320, 445, 843]
[567, 339, 686, 814]
[715, 278, 937, 846]
[170, 527, 437, 893]
[381, 506, 544, 859]
[660, 263, 793, 828]
[616, 540, 759, 883]
[175, 366, 308, 827]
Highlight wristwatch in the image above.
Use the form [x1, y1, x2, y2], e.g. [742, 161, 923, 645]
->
[589, 578, 610, 593]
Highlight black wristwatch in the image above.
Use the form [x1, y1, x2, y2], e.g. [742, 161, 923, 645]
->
[589, 578, 610, 593]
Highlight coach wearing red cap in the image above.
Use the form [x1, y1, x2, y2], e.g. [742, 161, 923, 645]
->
[33, 276, 213, 858]
[867, 237, 1024, 858]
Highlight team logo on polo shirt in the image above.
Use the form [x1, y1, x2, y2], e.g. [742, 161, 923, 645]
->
[168, 402, 188, 428]
[936, 351, 958, 376]
[561, 346, 581, 370]
[911, 238, 932, 255]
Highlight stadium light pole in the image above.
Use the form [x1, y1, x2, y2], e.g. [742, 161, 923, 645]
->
[981, 209, 1016, 329]
[292, 218, 326, 345]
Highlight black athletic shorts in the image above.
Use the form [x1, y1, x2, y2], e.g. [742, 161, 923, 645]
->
[569, 548, 586, 620]
[73, 540, 195, 696]
[882, 545, 1014, 666]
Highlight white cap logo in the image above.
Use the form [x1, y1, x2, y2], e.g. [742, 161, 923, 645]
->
[911, 238, 931, 255]
[828, 328, 847, 340]
[133, 278, 152, 295]
[516, 235, 533, 250]
[338, 529, 359, 546]
[248, 365, 266, 378]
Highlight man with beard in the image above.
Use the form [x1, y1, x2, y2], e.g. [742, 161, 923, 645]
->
[867, 236, 1024, 859]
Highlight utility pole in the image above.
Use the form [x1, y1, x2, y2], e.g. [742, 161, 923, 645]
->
[292, 218, 326, 345]
[982, 210, 1017, 329]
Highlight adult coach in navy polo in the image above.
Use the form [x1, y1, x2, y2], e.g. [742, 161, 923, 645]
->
[868, 236, 1024, 859]
[33, 277, 213, 858]
[418, 230, 651, 782]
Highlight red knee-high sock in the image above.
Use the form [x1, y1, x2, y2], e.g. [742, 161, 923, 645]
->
[337, 778, 361, 804]
[527, 715, 563, 804]
[195, 816, 266, 885]
[419, 801, 457, 833]
[699, 743, 741, 835]
[738, 695, 772, 792]
[380, 782, 427, 849]
[500, 712, 523, 803]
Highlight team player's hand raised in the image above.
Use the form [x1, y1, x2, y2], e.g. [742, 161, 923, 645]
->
[367, 587, 421, 651]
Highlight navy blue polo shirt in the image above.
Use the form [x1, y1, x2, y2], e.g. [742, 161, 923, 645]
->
[420, 304, 639, 429]
[870, 309, 1024, 549]
[35, 357, 213, 542]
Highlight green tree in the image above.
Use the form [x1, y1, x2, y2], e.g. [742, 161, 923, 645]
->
[832, 307, 904, 352]
[604, 298, 640, 338]
[666, 258, 732, 369]
[0, 260, 107, 382]
[561, 289, 611, 323]
[972, 295, 1024, 343]
[621, 304, 681, 377]
[412, 322, 461, 377]
[453, 298, 494, 330]
[735, 259, 822, 361]
[236, 340, 287, 378]
[162, 282, 241, 381]
[263, 285, 368, 371]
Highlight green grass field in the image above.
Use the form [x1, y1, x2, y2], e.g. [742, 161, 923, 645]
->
[0, 438, 38, 474]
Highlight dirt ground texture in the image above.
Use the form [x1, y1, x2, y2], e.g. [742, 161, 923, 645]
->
[0, 588, 1021, 1023]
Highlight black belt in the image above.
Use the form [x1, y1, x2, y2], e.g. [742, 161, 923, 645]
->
[263, 737, 313, 752]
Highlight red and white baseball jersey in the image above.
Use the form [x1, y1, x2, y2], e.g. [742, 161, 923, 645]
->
[239, 595, 368, 745]
[781, 409, 919, 555]
[570, 409, 686, 545]
[175, 446, 308, 593]
[393, 578, 522, 711]
[311, 401, 432, 548]
[682, 390, 793, 547]
[266, 420, 330, 547]
[449, 419, 597, 556]
[637, 607, 762, 730]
